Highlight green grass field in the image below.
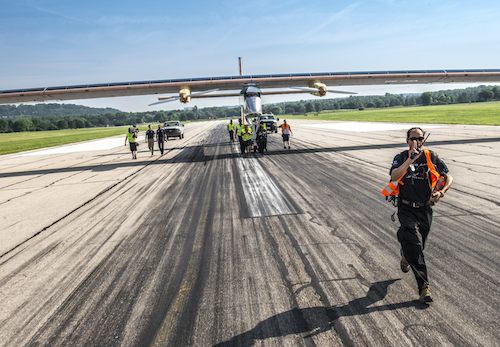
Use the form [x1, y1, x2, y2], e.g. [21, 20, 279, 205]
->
[1, 102, 498, 155]
[0, 126, 148, 155]
[284, 101, 500, 125]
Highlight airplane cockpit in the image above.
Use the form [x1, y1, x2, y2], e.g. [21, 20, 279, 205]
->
[240, 85, 263, 116]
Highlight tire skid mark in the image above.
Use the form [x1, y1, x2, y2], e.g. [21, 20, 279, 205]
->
[1, 123, 217, 341]
[0, 145, 127, 190]
[0, 125, 210, 262]
[166, 127, 223, 346]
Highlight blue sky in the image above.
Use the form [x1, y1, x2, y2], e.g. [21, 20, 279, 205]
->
[1, 0, 499, 111]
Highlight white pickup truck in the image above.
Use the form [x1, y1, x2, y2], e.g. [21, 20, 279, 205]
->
[162, 121, 184, 139]
[259, 114, 279, 133]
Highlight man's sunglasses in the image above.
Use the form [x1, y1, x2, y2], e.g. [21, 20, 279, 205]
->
[409, 136, 425, 141]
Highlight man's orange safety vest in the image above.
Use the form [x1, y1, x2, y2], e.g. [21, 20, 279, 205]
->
[380, 150, 441, 197]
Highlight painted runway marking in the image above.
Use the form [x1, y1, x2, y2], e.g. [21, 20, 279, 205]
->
[303, 121, 442, 132]
[234, 145, 296, 218]
[13, 136, 124, 157]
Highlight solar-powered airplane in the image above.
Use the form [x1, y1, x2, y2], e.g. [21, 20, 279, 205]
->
[1, 61, 500, 120]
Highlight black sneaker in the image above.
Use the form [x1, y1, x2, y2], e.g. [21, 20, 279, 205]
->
[419, 285, 433, 303]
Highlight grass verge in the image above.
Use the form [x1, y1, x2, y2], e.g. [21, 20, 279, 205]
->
[0, 126, 146, 155]
[282, 101, 500, 125]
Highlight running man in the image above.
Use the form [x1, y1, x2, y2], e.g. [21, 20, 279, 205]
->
[388, 127, 453, 303]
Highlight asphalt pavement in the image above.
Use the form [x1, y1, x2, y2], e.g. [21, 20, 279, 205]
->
[0, 120, 498, 346]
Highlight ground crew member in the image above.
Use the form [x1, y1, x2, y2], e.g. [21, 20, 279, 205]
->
[227, 119, 235, 142]
[125, 127, 138, 159]
[236, 118, 244, 152]
[145, 125, 155, 156]
[241, 124, 253, 154]
[279, 119, 293, 149]
[256, 122, 268, 152]
[156, 125, 165, 155]
[389, 127, 453, 303]
[252, 117, 259, 152]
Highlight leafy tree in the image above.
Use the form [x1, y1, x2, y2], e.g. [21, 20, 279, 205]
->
[492, 86, 500, 100]
[478, 90, 494, 101]
[12, 118, 33, 132]
[422, 92, 432, 106]
[305, 102, 314, 113]
[0, 119, 8, 132]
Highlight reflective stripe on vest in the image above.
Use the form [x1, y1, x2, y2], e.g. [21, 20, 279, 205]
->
[380, 149, 440, 197]
[381, 180, 400, 197]
[424, 150, 441, 189]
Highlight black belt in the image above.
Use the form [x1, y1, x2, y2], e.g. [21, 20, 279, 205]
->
[400, 199, 431, 208]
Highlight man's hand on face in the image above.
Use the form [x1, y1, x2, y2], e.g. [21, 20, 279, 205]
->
[409, 148, 422, 161]
[407, 129, 425, 163]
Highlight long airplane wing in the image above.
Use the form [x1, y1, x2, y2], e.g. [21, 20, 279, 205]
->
[1, 69, 500, 104]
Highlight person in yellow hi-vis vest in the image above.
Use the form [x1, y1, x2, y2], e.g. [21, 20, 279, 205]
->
[236, 118, 244, 152]
[385, 127, 453, 304]
[241, 124, 253, 154]
[124, 127, 138, 159]
[227, 119, 235, 142]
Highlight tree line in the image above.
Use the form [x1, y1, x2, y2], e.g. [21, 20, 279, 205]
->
[0, 85, 499, 133]
[0, 103, 120, 118]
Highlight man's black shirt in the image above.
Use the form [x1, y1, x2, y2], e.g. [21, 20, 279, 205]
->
[146, 129, 155, 139]
[156, 129, 164, 140]
[390, 150, 449, 203]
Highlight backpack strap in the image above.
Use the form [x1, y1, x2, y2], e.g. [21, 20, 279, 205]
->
[424, 149, 441, 189]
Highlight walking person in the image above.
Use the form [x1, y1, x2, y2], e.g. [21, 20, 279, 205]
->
[145, 125, 155, 156]
[156, 124, 165, 155]
[227, 119, 235, 142]
[279, 119, 293, 149]
[387, 127, 453, 303]
[125, 127, 138, 159]
[252, 117, 259, 152]
[236, 118, 244, 152]
[241, 124, 253, 154]
[256, 122, 268, 153]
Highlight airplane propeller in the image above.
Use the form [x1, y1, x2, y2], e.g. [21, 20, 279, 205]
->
[149, 89, 220, 106]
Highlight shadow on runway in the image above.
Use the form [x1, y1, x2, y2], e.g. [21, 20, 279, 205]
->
[2, 137, 500, 178]
[213, 279, 428, 347]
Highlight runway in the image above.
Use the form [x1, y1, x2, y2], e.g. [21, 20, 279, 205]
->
[0, 120, 499, 346]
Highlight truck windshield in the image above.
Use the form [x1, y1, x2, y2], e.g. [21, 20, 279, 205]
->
[165, 122, 179, 127]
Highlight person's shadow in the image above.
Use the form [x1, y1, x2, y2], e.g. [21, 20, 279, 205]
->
[214, 279, 427, 346]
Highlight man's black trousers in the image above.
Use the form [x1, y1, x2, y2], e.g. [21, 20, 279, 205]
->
[397, 204, 433, 292]
[157, 138, 164, 154]
[238, 136, 244, 152]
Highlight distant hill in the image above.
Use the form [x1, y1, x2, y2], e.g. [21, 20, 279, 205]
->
[0, 103, 122, 118]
